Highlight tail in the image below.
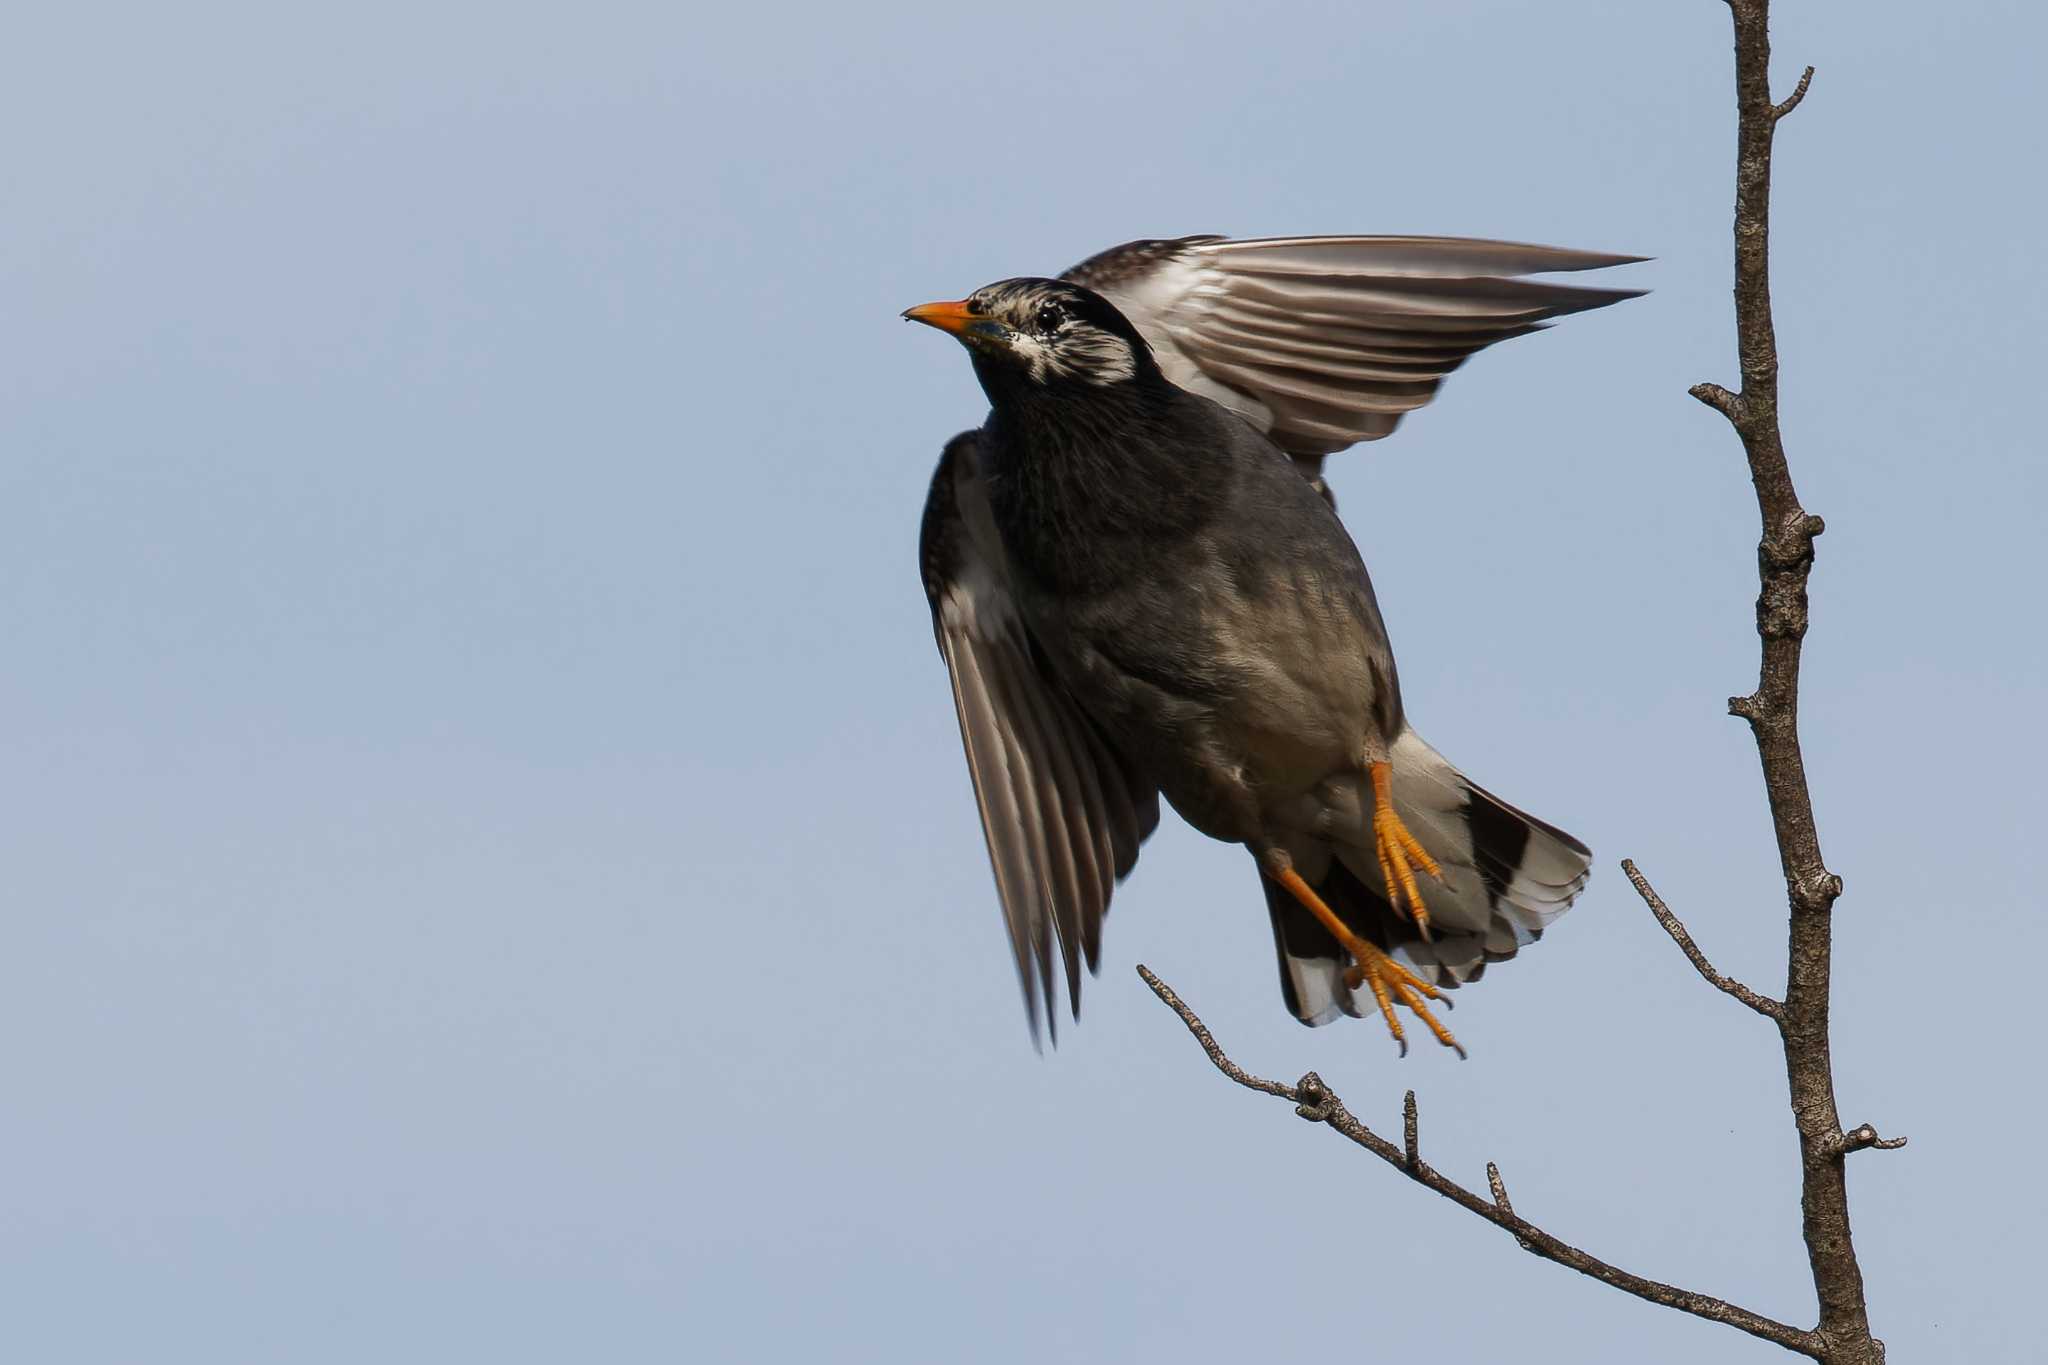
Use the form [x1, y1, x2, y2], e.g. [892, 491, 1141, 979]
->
[1264, 728, 1592, 1026]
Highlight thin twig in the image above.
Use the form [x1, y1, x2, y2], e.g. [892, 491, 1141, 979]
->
[1622, 859, 1783, 1019]
[1773, 66, 1816, 121]
[1133, 966, 1298, 1101]
[1136, 966, 1821, 1358]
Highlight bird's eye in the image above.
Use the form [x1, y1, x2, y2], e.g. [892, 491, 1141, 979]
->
[1034, 302, 1064, 334]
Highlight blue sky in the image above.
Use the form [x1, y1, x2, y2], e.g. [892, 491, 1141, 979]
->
[3, 3, 2041, 1361]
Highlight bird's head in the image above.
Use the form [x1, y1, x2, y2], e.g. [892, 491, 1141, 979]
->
[903, 278, 1157, 396]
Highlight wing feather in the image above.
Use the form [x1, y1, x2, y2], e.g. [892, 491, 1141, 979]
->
[982, 637, 1096, 1012]
[920, 432, 1160, 1042]
[1065, 233, 1644, 466]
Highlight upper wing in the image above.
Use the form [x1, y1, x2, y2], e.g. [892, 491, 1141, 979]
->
[919, 431, 1161, 1044]
[1064, 234, 1644, 472]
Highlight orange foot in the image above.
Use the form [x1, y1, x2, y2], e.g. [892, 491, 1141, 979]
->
[1370, 760, 1442, 939]
[1270, 864, 1464, 1058]
[1343, 939, 1463, 1059]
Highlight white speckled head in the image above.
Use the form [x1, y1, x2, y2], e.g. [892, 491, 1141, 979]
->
[907, 278, 1153, 390]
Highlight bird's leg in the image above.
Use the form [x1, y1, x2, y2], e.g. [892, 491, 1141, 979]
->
[1369, 761, 1442, 939]
[1267, 863, 1464, 1058]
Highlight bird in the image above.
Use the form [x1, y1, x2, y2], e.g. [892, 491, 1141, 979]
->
[906, 234, 1641, 1054]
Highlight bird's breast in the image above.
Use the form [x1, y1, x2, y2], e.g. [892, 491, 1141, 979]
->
[1028, 543, 1383, 801]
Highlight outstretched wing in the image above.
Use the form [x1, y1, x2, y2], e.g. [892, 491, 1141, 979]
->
[1065, 234, 1644, 475]
[920, 431, 1161, 1043]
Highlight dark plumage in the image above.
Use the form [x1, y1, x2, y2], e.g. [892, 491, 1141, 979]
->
[907, 237, 1634, 1052]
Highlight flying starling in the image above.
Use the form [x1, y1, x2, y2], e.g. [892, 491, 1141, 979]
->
[907, 235, 1641, 1053]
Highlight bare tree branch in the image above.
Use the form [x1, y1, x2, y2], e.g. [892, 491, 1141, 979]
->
[1691, 7, 1890, 1363]
[1623, 858, 1782, 1018]
[1137, 6, 1897, 1362]
[1137, 966, 1821, 1357]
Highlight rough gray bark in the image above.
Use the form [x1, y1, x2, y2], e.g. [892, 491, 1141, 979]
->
[1141, 3, 1900, 1360]
[1674, 3, 1898, 1361]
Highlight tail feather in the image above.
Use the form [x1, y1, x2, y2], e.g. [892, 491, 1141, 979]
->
[1262, 863, 1349, 1026]
[1261, 851, 1392, 1026]
[1263, 728, 1593, 1023]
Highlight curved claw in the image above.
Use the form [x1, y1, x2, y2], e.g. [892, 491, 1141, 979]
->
[1343, 949, 1463, 1057]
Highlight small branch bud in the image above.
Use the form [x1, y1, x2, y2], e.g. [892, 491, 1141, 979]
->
[1835, 1124, 1908, 1155]
[1689, 381, 1741, 420]
[1294, 1072, 1332, 1122]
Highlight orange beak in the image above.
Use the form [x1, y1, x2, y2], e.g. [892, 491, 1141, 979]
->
[902, 299, 981, 337]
